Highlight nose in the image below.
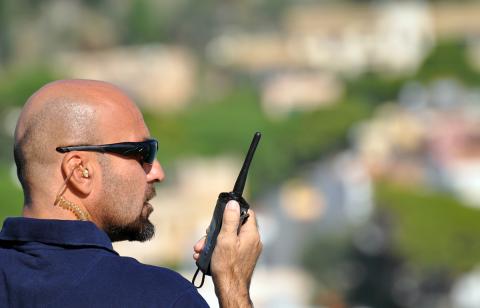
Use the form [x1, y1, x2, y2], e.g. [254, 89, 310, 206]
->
[145, 160, 165, 183]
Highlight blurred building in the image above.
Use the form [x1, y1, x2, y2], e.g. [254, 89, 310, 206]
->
[433, 3, 480, 38]
[428, 110, 480, 208]
[451, 266, 480, 308]
[208, 2, 434, 76]
[261, 72, 343, 118]
[56, 44, 197, 112]
[6, 0, 121, 66]
[353, 103, 427, 183]
[354, 79, 480, 208]
[285, 2, 435, 75]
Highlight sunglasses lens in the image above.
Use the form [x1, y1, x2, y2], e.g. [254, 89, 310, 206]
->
[143, 140, 158, 164]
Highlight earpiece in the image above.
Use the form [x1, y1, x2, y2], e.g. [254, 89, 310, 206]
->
[81, 167, 89, 178]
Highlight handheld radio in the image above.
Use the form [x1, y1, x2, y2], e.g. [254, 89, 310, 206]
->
[192, 132, 261, 288]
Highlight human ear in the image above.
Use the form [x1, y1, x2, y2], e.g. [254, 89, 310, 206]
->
[60, 153, 93, 196]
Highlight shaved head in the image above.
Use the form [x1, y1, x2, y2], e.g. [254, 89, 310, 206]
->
[14, 79, 142, 203]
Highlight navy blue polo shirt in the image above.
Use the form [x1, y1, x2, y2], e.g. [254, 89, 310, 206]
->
[0, 217, 209, 307]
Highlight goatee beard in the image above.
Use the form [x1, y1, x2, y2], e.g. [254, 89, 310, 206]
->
[107, 216, 155, 242]
[107, 185, 157, 242]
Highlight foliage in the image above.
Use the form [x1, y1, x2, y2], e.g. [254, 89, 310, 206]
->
[344, 73, 408, 106]
[123, 0, 164, 44]
[0, 66, 60, 220]
[301, 222, 405, 307]
[0, 165, 22, 222]
[0, 66, 60, 161]
[0, 66, 59, 107]
[301, 233, 353, 287]
[376, 181, 480, 273]
[415, 39, 480, 86]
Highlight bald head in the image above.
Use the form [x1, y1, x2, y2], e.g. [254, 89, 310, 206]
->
[14, 79, 143, 203]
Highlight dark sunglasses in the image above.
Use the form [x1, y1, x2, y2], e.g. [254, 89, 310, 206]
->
[56, 139, 158, 165]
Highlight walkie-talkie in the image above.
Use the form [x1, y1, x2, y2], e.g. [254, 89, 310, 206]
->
[192, 132, 261, 288]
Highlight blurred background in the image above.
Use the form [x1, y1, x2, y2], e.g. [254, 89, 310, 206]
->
[2, 0, 480, 307]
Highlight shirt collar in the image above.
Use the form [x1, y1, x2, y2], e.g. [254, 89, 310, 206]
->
[0, 217, 117, 254]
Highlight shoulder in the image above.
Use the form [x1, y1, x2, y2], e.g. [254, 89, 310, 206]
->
[96, 254, 191, 290]
[88, 254, 209, 307]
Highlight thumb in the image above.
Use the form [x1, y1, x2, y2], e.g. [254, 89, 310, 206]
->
[220, 200, 240, 236]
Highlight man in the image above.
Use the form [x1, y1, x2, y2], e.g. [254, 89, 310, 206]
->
[0, 79, 262, 307]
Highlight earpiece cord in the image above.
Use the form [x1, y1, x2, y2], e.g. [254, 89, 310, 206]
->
[54, 165, 92, 221]
[54, 165, 77, 201]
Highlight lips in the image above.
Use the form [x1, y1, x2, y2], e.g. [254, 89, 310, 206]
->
[142, 185, 156, 217]
[143, 201, 154, 214]
[145, 185, 156, 202]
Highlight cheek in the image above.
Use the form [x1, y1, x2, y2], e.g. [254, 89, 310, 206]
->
[121, 164, 148, 208]
[102, 163, 147, 219]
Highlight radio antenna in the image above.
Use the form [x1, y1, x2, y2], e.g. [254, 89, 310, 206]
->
[233, 132, 261, 195]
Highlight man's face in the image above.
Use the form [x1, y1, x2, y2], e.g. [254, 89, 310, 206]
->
[93, 98, 164, 242]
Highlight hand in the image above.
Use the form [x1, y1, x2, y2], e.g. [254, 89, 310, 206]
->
[193, 201, 262, 308]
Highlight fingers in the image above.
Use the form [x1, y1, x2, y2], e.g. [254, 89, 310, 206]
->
[194, 236, 206, 253]
[219, 200, 240, 236]
[192, 236, 206, 261]
[238, 209, 262, 254]
[239, 209, 258, 235]
[193, 252, 200, 261]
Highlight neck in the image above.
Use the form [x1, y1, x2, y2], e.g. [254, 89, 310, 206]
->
[54, 196, 91, 221]
[22, 196, 90, 222]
